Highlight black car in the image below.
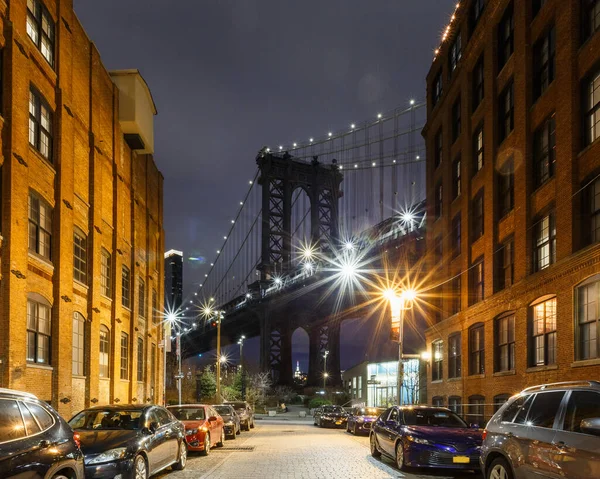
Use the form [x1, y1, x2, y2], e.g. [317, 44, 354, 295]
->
[69, 404, 187, 478]
[0, 388, 84, 479]
[226, 401, 255, 431]
[313, 405, 347, 428]
[214, 404, 241, 439]
[346, 407, 386, 435]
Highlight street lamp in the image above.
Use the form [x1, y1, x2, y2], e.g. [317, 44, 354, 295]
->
[323, 350, 329, 389]
[214, 310, 225, 403]
[238, 335, 246, 399]
[162, 311, 180, 406]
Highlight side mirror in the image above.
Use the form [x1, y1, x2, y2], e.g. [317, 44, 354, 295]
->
[470, 423, 480, 429]
[580, 418, 600, 436]
[208, 416, 218, 422]
[149, 421, 159, 433]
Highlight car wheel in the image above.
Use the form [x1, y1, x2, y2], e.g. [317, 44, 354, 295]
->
[250, 419, 255, 429]
[395, 441, 406, 471]
[201, 433, 211, 456]
[51, 475, 70, 479]
[133, 454, 148, 479]
[244, 421, 250, 431]
[173, 441, 188, 469]
[488, 457, 514, 479]
[236, 424, 241, 435]
[346, 422, 350, 433]
[353, 424, 358, 435]
[370, 433, 381, 458]
[318, 418, 322, 428]
[217, 428, 225, 447]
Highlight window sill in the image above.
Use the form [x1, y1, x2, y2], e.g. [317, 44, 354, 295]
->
[448, 377, 462, 382]
[493, 370, 516, 377]
[526, 364, 558, 373]
[28, 252, 54, 273]
[468, 374, 485, 379]
[100, 294, 113, 302]
[99, 377, 110, 381]
[120, 379, 130, 383]
[431, 380, 443, 384]
[73, 279, 89, 290]
[571, 358, 600, 368]
[27, 363, 53, 371]
[72, 374, 87, 379]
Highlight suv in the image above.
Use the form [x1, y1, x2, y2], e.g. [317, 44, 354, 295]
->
[481, 381, 600, 479]
[226, 401, 255, 431]
[0, 388, 84, 478]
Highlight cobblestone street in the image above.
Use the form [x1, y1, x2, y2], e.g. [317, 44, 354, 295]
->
[158, 421, 483, 479]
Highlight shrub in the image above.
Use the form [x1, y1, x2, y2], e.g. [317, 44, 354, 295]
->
[308, 397, 332, 409]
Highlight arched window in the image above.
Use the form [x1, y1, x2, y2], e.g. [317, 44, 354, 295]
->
[576, 275, 600, 360]
[72, 312, 85, 376]
[494, 312, 515, 372]
[28, 190, 52, 260]
[432, 340, 443, 381]
[99, 325, 110, 378]
[27, 293, 52, 364]
[469, 323, 485, 375]
[529, 296, 557, 366]
[73, 228, 87, 284]
[120, 332, 129, 380]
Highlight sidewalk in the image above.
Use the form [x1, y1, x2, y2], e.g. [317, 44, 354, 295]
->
[255, 404, 314, 424]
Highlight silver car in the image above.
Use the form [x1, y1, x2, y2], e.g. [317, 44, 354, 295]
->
[480, 381, 600, 479]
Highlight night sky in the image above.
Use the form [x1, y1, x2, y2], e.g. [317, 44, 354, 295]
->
[74, 0, 453, 372]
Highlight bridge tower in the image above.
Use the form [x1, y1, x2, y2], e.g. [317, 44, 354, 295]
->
[255, 149, 343, 385]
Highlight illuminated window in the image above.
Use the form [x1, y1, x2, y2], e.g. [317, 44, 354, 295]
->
[27, 296, 51, 364]
[26, 0, 55, 66]
[529, 297, 557, 366]
[576, 276, 600, 360]
[28, 191, 52, 260]
[72, 312, 85, 376]
[29, 88, 53, 161]
[99, 325, 110, 378]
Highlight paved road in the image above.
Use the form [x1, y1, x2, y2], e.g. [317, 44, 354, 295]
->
[158, 422, 483, 479]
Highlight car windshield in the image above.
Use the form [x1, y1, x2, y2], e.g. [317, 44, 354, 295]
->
[229, 402, 246, 410]
[214, 406, 232, 415]
[69, 409, 144, 430]
[322, 406, 344, 414]
[168, 407, 205, 421]
[403, 409, 468, 428]
[358, 408, 385, 417]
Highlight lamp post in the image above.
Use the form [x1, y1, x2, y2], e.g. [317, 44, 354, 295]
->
[176, 332, 183, 405]
[323, 350, 329, 389]
[163, 313, 177, 406]
[238, 336, 246, 399]
[215, 310, 224, 403]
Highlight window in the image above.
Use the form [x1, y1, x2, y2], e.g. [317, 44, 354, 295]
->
[495, 238, 514, 291]
[533, 27, 555, 101]
[28, 88, 53, 161]
[584, 177, 600, 245]
[471, 189, 484, 241]
[27, 296, 51, 364]
[151, 344, 156, 393]
[471, 259, 484, 305]
[473, 125, 484, 173]
[562, 390, 600, 433]
[583, 0, 600, 41]
[100, 249, 111, 297]
[449, 333, 462, 378]
[494, 394, 510, 413]
[507, 394, 535, 423]
[473, 55, 484, 111]
[0, 400, 26, 442]
[468, 395, 485, 425]
[73, 229, 87, 284]
[452, 156, 461, 199]
[120, 332, 129, 380]
[452, 97, 461, 142]
[121, 266, 131, 309]
[527, 392, 565, 428]
[451, 276, 461, 315]
[99, 325, 110, 378]
[576, 275, 600, 360]
[530, 297, 557, 366]
[26, 0, 54, 66]
[498, 4, 514, 70]
[434, 128, 443, 167]
[452, 214, 461, 258]
[138, 278, 146, 319]
[28, 191, 52, 260]
[469, 323, 485, 375]
[435, 236, 443, 264]
[449, 33, 462, 74]
[449, 396, 462, 415]
[498, 158, 514, 217]
[72, 312, 85, 376]
[533, 114, 556, 187]
[533, 0, 547, 17]
[495, 313, 515, 372]
[432, 397, 444, 407]
[533, 211, 556, 272]
[499, 82, 514, 142]
[432, 341, 443, 381]
[152, 290, 158, 324]
[432, 72, 443, 107]
[435, 182, 442, 219]
[585, 70, 600, 145]
[470, 0, 485, 30]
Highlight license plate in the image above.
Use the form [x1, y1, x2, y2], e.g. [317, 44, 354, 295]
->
[453, 456, 470, 464]
[335, 421, 342, 425]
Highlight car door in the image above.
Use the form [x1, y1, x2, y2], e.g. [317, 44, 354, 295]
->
[156, 407, 179, 464]
[552, 390, 600, 479]
[380, 407, 400, 456]
[145, 409, 169, 472]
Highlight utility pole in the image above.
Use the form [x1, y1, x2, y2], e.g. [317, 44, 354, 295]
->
[323, 350, 329, 389]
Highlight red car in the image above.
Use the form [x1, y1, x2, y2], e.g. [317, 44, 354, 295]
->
[167, 404, 225, 455]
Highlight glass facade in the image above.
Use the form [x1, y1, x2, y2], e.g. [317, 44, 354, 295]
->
[366, 359, 420, 407]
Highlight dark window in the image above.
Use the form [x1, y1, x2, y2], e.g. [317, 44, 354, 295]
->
[138, 278, 146, 319]
[452, 156, 461, 199]
[471, 259, 484, 305]
[498, 4, 514, 70]
[533, 114, 556, 187]
[0, 49, 4, 115]
[498, 158, 514, 217]
[152, 289, 158, 324]
[470, 0, 485, 31]
[433, 72, 443, 106]
[27, 298, 51, 364]
[499, 81, 514, 142]
[452, 97, 462, 142]
[471, 189, 484, 241]
[137, 337, 144, 382]
[451, 276, 461, 315]
[120, 332, 129, 380]
[151, 344, 156, 394]
[0, 400, 26, 442]
[469, 323, 485, 375]
[585, 70, 600, 145]
[533, 0, 547, 17]
[533, 27, 555, 101]
[530, 297, 557, 366]
[72, 312, 85, 376]
[495, 238, 514, 291]
[495, 313, 515, 372]
[533, 211, 556, 272]
[562, 390, 600, 433]
[28, 191, 52, 260]
[449, 33, 462, 74]
[494, 394, 510, 413]
[576, 275, 600, 360]
[26, 0, 54, 66]
[527, 392, 565, 428]
[99, 325, 110, 378]
[449, 396, 462, 415]
[432, 396, 444, 407]
[583, 0, 600, 41]
[73, 229, 87, 284]
[584, 177, 600, 245]
[101, 249, 111, 297]
[435, 236, 443, 264]
[28, 88, 53, 161]
[501, 395, 527, 422]
[468, 395, 485, 425]
[435, 128, 443, 167]
[449, 333, 462, 378]
[432, 341, 443, 381]
[473, 55, 484, 111]
[473, 124, 484, 173]
[122, 266, 131, 309]
[435, 182, 443, 219]
[18, 402, 41, 435]
[452, 214, 462, 258]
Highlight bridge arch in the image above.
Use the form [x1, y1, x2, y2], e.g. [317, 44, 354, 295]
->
[291, 326, 309, 384]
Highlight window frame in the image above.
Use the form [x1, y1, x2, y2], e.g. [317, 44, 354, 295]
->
[495, 237, 514, 292]
[473, 124, 484, 174]
[72, 312, 85, 376]
[100, 249, 112, 298]
[449, 396, 462, 415]
[448, 332, 462, 378]
[449, 32, 462, 74]
[138, 277, 146, 319]
[73, 228, 87, 285]
[533, 26, 556, 101]
[452, 96, 462, 143]
[121, 265, 131, 309]
[529, 296, 557, 367]
[451, 275, 461, 316]
[499, 81, 514, 143]
[28, 87, 53, 161]
[470, 258, 484, 305]
[26, 0, 55, 66]
[434, 128, 443, 168]
[432, 72, 443, 107]
[498, 157, 514, 218]
[120, 332, 129, 380]
[99, 325, 110, 378]
[432, 340, 443, 381]
[435, 181, 443, 219]
[472, 55, 484, 111]
[28, 190, 52, 261]
[471, 189, 484, 241]
[533, 113, 556, 188]
[498, 3, 514, 71]
[452, 156, 461, 199]
[583, 0, 600, 41]
[452, 213, 462, 258]
[469, 323, 485, 375]
[26, 296, 52, 365]
[495, 312, 516, 372]
[575, 275, 600, 360]
[584, 176, 600, 245]
[533, 211, 557, 272]
[585, 69, 600, 146]
[468, 395, 485, 425]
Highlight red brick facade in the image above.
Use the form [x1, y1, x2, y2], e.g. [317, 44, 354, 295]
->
[423, 0, 600, 423]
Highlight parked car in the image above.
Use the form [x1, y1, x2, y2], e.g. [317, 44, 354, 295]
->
[214, 404, 241, 439]
[167, 404, 225, 455]
[481, 380, 600, 479]
[0, 388, 85, 479]
[226, 401, 255, 430]
[370, 405, 482, 471]
[346, 407, 386, 435]
[69, 404, 187, 478]
[313, 405, 348, 428]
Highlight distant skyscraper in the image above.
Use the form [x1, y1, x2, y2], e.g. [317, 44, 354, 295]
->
[164, 250, 183, 312]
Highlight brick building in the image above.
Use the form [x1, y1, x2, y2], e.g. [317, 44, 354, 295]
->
[0, 0, 165, 418]
[422, 0, 600, 424]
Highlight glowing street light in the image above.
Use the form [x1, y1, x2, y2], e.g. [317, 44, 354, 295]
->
[323, 350, 330, 389]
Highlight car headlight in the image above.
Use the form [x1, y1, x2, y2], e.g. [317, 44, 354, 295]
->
[406, 435, 430, 445]
[86, 447, 127, 465]
[226, 421, 234, 426]
[356, 417, 364, 423]
[186, 428, 199, 435]
[322, 415, 331, 420]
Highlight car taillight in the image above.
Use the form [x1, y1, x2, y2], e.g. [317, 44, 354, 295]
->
[73, 432, 81, 449]
[482, 429, 487, 441]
